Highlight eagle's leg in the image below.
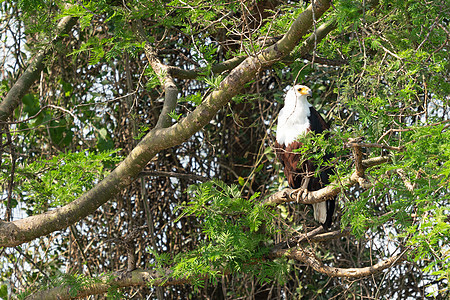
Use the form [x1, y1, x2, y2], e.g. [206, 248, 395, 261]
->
[297, 176, 310, 202]
[289, 177, 310, 202]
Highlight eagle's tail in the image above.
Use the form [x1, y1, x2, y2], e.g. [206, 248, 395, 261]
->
[313, 200, 335, 230]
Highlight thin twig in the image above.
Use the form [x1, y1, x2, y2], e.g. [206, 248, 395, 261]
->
[396, 169, 416, 192]
[270, 226, 324, 254]
[5, 129, 15, 222]
[345, 142, 404, 152]
[139, 170, 209, 182]
[15, 246, 52, 282]
[377, 120, 450, 143]
[70, 225, 94, 278]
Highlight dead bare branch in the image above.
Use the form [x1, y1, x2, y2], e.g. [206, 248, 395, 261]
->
[396, 169, 416, 192]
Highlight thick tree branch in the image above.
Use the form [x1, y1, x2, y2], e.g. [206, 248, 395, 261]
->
[155, 73, 177, 129]
[298, 19, 337, 57]
[0, 0, 332, 247]
[27, 239, 403, 299]
[309, 227, 352, 242]
[27, 246, 404, 299]
[264, 156, 390, 206]
[28, 233, 402, 299]
[0, 15, 76, 122]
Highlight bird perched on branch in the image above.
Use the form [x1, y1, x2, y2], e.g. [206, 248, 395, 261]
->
[274, 84, 335, 230]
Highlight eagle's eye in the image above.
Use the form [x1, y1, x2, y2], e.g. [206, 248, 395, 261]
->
[297, 88, 303, 92]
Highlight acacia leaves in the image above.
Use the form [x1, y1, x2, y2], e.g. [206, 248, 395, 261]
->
[158, 179, 288, 287]
[11, 150, 121, 214]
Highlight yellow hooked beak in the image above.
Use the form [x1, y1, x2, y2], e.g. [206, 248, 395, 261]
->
[297, 86, 312, 96]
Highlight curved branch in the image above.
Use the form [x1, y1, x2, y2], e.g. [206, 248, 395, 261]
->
[0, 1, 332, 248]
[345, 141, 405, 152]
[264, 156, 390, 206]
[0, 15, 76, 122]
[274, 247, 407, 278]
[309, 227, 351, 242]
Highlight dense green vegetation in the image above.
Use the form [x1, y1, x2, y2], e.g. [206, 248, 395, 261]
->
[0, 0, 448, 298]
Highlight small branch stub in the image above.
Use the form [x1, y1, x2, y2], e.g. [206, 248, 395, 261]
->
[345, 137, 365, 178]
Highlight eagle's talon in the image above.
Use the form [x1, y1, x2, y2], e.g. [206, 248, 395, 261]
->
[289, 188, 307, 202]
[288, 189, 298, 200]
[296, 188, 308, 202]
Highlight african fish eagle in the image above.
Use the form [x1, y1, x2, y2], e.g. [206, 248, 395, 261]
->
[275, 84, 335, 230]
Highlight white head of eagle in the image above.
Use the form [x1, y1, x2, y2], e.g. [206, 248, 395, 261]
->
[275, 84, 335, 230]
